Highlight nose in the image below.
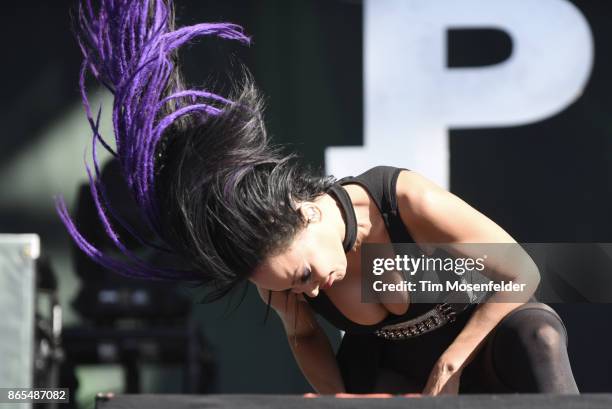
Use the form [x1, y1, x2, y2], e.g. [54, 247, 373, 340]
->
[305, 282, 320, 297]
[302, 271, 336, 297]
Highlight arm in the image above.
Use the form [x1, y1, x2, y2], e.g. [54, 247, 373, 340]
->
[395, 170, 540, 394]
[255, 286, 346, 394]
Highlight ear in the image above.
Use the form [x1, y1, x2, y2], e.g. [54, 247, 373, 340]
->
[298, 203, 322, 224]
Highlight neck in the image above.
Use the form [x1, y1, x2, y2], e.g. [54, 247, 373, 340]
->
[349, 206, 371, 253]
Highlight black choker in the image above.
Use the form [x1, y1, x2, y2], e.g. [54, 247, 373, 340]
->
[326, 183, 358, 253]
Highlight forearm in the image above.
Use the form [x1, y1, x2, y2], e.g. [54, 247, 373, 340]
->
[288, 327, 346, 394]
[445, 301, 522, 366]
[444, 270, 540, 367]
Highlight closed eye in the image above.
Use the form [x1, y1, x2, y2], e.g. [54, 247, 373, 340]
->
[299, 268, 312, 284]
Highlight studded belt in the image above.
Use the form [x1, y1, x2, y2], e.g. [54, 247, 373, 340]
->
[373, 303, 467, 340]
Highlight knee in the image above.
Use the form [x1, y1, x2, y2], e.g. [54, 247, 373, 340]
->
[530, 322, 563, 353]
[495, 306, 567, 355]
[490, 306, 578, 394]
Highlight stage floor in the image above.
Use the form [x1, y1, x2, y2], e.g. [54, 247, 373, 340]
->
[95, 393, 612, 409]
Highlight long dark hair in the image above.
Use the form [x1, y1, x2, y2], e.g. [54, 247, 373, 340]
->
[56, 0, 336, 302]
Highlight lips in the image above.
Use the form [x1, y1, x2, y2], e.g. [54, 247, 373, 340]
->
[321, 275, 334, 290]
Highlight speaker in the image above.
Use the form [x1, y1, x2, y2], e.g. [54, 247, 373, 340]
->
[0, 234, 39, 408]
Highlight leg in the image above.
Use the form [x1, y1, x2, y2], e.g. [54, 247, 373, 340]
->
[372, 367, 422, 394]
[487, 302, 579, 393]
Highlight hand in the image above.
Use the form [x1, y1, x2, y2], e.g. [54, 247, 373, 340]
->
[422, 356, 464, 395]
[303, 393, 394, 398]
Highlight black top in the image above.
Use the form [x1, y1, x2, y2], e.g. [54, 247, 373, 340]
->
[304, 166, 436, 334]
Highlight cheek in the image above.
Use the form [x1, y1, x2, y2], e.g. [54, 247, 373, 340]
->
[320, 227, 346, 261]
[308, 228, 335, 253]
[310, 231, 346, 271]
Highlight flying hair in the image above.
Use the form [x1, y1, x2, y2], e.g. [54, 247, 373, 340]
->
[55, 0, 251, 281]
[57, 0, 337, 303]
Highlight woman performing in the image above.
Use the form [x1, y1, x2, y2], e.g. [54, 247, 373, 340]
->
[58, 0, 579, 395]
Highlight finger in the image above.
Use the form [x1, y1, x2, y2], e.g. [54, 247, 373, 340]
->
[422, 374, 436, 394]
[439, 374, 461, 395]
[422, 383, 440, 396]
[422, 374, 446, 395]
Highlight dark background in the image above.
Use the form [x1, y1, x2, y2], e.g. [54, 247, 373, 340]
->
[0, 0, 610, 399]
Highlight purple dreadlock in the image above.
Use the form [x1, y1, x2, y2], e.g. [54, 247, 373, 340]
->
[57, 0, 335, 301]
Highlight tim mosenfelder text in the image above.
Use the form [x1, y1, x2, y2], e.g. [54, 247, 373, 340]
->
[371, 280, 527, 293]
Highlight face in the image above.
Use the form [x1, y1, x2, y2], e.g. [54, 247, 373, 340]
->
[250, 202, 347, 297]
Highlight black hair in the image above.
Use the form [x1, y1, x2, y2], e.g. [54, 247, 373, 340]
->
[156, 76, 337, 303]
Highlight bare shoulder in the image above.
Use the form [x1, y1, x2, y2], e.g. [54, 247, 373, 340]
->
[395, 169, 515, 244]
[396, 169, 447, 216]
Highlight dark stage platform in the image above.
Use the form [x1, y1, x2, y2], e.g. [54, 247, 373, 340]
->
[96, 393, 612, 409]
